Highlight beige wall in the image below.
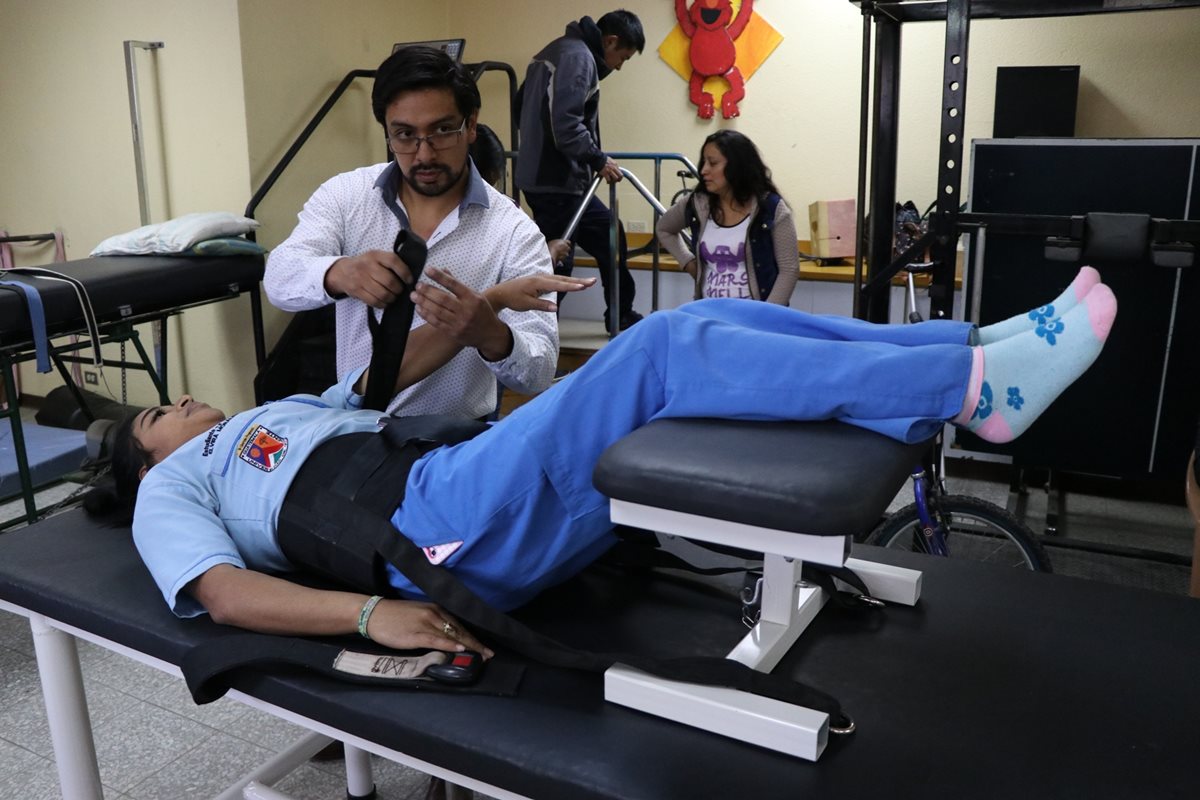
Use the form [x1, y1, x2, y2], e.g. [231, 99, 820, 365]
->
[1, 0, 256, 412]
[237, 1, 450, 353]
[5, 1, 1199, 414]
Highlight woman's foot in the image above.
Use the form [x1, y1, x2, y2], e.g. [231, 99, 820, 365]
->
[956, 283, 1117, 443]
[974, 266, 1101, 345]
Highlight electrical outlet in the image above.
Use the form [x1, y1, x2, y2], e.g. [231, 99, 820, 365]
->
[626, 220, 649, 233]
[84, 371, 99, 386]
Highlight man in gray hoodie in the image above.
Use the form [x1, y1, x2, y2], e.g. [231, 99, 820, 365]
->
[516, 10, 645, 332]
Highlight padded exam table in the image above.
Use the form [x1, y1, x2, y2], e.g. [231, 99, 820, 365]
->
[2, 417, 1198, 799]
[1, 254, 265, 525]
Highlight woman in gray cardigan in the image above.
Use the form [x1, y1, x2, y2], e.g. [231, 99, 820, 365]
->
[657, 130, 799, 304]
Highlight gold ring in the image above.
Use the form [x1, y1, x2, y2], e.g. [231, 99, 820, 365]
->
[441, 621, 456, 637]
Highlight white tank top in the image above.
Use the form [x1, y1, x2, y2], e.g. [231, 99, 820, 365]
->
[698, 214, 753, 300]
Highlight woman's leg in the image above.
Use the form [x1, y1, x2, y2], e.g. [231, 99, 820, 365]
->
[394, 308, 970, 607]
[676, 297, 975, 346]
[396, 292, 1114, 607]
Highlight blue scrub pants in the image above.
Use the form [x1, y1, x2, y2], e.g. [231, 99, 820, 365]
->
[391, 299, 975, 609]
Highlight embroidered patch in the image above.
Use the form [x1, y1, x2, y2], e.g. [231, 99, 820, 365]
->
[423, 541, 464, 565]
[236, 425, 288, 472]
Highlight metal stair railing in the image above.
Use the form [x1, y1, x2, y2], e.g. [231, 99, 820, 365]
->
[556, 153, 699, 337]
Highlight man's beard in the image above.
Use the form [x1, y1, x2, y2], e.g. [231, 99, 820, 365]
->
[400, 160, 465, 197]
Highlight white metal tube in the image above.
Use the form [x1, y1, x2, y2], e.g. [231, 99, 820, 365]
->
[214, 732, 333, 800]
[344, 742, 375, 797]
[30, 614, 103, 800]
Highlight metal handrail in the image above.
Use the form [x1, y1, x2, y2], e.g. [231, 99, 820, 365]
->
[555, 153, 698, 333]
[244, 69, 376, 230]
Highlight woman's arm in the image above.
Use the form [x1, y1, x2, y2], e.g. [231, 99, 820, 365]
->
[656, 194, 698, 277]
[765, 198, 800, 305]
[189, 564, 492, 655]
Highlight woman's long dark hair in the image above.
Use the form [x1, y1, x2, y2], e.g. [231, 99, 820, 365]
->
[82, 412, 151, 524]
[697, 130, 781, 224]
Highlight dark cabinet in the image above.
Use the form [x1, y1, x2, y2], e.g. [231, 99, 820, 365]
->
[957, 138, 1199, 480]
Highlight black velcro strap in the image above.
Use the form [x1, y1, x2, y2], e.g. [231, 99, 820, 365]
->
[182, 633, 523, 704]
[363, 229, 428, 411]
[337, 486, 850, 727]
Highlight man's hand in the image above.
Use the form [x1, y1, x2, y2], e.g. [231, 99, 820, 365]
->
[547, 238, 572, 268]
[414, 267, 513, 361]
[366, 600, 493, 657]
[324, 250, 414, 308]
[486, 274, 595, 313]
[599, 156, 623, 184]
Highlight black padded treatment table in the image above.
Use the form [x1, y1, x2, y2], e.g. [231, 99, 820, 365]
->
[2, 418, 1199, 798]
[1, 254, 265, 526]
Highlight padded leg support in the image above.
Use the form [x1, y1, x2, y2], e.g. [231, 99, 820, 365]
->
[604, 501, 922, 760]
[30, 614, 103, 800]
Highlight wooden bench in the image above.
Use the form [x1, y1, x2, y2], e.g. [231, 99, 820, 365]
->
[571, 233, 961, 288]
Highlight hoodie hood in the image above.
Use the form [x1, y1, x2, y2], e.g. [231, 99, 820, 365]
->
[568, 16, 613, 80]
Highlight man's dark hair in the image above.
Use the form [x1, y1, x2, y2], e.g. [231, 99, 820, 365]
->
[371, 46, 482, 126]
[598, 10, 645, 53]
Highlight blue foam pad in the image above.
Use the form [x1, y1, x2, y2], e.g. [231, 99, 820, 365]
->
[1, 421, 87, 500]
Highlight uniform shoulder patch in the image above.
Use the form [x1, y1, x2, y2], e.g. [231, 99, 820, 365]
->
[236, 425, 289, 472]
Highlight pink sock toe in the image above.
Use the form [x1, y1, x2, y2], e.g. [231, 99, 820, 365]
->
[1071, 266, 1102, 302]
[1084, 284, 1117, 342]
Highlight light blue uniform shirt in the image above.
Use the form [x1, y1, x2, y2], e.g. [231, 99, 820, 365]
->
[133, 369, 384, 617]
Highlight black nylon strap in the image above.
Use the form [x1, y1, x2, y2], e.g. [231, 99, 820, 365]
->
[363, 229, 428, 411]
[182, 632, 523, 704]
[320, 482, 851, 727]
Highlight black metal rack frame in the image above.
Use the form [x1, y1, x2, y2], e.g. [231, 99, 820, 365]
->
[851, 0, 1200, 323]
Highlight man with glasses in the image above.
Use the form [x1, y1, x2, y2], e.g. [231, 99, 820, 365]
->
[516, 10, 646, 332]
[265, 47, 572, 419]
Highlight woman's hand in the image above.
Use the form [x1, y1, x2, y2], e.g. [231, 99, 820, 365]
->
[485, 274, 596, 313]
[683, 258, 698, 279]
[366, 599, 493, 658]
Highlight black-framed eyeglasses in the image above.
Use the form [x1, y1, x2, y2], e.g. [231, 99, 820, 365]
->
[387, 119, 468, 155]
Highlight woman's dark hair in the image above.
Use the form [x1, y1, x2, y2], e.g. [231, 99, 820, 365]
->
[470, 123, 506, 186]
[82, 412, 151, 524]
[371, 46, 482, 126]
[598, 10, 646, 52]
[697, 130, 781, 224]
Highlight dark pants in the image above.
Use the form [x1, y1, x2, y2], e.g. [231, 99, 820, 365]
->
[524, 191, 636, 321]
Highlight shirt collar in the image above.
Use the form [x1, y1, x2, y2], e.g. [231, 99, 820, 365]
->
[373, 159, 492, 219]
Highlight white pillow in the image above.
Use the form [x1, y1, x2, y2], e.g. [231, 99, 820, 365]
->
[90, 212, 260, 256]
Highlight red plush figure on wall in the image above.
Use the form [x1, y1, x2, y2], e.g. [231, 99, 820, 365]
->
[676, 0, 755, 119]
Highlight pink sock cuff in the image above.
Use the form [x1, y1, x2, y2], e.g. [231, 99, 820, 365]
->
[953, 346, 985, 426]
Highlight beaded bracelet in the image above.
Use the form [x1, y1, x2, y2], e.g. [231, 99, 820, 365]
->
[357, 595, 384, 640]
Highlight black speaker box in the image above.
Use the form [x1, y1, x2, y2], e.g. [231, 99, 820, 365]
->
[993, 66, 1079, 138]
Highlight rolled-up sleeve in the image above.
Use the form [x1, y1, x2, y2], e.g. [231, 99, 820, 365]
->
[486, 221, 559, 395]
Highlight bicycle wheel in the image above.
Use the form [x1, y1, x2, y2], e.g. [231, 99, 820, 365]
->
[870, 495, 1051, 572]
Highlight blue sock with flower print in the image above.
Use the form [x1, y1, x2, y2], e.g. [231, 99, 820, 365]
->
[954, 283, 1117, 443]
[975, 266, 1101, 345]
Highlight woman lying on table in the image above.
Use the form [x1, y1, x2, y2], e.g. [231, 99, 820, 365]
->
[92, 265, 1112, 657]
